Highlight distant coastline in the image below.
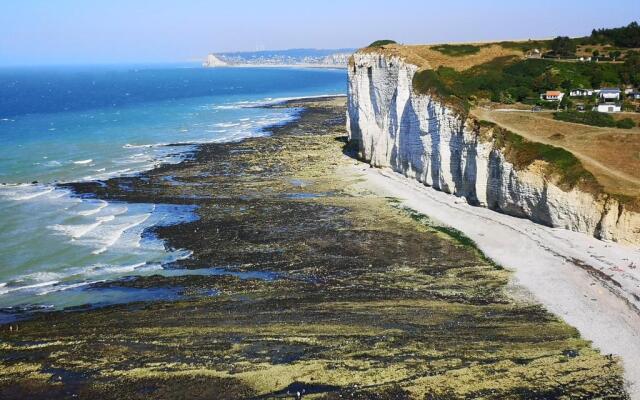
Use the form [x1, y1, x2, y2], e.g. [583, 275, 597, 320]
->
[203, 48, 354, 69]
[206, 63, 348, 70]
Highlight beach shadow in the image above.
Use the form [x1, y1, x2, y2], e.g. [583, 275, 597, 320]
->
[335, 135, 362, 161]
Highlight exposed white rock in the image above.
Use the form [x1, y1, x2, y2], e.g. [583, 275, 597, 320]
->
[203, 54, 228, 68]
[347, 52, 640, 246]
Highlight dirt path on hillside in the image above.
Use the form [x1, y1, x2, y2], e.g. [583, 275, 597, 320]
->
[473, 108, 640, 196]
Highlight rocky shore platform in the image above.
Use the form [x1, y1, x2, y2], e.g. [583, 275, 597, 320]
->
[0, 97, 629, 399]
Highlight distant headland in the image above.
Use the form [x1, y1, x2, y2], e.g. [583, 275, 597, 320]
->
[203, 48, 355, 68]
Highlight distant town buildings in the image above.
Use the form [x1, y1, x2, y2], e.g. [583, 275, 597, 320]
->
[565, 87, 640, 113]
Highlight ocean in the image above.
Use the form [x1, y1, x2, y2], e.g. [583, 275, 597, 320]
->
[0, 64, 346, 318]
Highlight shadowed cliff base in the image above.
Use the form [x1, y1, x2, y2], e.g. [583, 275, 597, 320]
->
[0, 97, 629, 399]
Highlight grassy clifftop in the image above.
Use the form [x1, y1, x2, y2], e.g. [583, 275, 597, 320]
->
[359, 41, 637, 114]
[361, 22, 640, 111]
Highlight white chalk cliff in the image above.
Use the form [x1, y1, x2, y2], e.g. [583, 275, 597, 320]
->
[347, 52, 640, 246]
[203, 54, 228, 68]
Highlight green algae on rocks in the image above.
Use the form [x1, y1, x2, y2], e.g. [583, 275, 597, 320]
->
[0, 97, 629, 399]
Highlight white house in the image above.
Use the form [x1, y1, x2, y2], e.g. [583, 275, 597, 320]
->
[541, 91, 564, 101]
[594, 88, 622, 113]
[599, 88, 621, 102]
[569, 89, 594, 97]
[596, 104, 622, 113]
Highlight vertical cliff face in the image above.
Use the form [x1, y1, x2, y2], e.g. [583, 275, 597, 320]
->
[347, 52, 640, 246]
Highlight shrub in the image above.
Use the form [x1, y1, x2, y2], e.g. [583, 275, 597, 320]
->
[553, 111, 617, 127]
[432, 44, 481, 57]
[499, 40, 551, 52]
[368, 40, 397, 48]
[412, 69, 470, 113]
[616, 118, 636, 129]
[413, 69, 450, 95]
[550, 36, 577, 57]
[535, 100, 561, 110]
[624, 52, 640, 86]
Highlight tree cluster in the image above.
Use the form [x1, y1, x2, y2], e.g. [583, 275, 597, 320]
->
[550, 36, 577, 57]
[590, 22, 640, 48]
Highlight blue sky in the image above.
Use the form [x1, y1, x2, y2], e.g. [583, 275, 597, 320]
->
[0, 0, 638, 65]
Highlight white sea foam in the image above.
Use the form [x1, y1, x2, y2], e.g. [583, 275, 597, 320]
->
[90, 212, 152, 255]
[73, 159, 93, 165]
[0, 185, 77, 206]
[0, 260, 166, 297]
[1, 186, 54, 201]
[87, 168, 134, 181]
[50, 215, 115, 239]
[207, 94, 344, 111]
[45, 160, 62, 167]
[21, 271, 63, 283]
[29, 262, 166, 296]
[35, 264, 161, 296]
[123, 143, 172, 149]
[77, 200, 108, 216]
[37, 281, 98, 295]
[92, 262, 162, 276]
[0, 280, 60, 295]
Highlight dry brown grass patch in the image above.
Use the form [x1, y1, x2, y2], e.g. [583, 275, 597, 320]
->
[359, 43, 524, 71]
[474, 108, 640, 197]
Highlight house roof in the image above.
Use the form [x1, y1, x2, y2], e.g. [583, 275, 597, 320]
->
[546, 91, 562, 96]
[600, 88, 621, 93]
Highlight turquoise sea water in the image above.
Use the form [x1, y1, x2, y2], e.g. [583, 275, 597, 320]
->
[0, 65, 346, 318]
